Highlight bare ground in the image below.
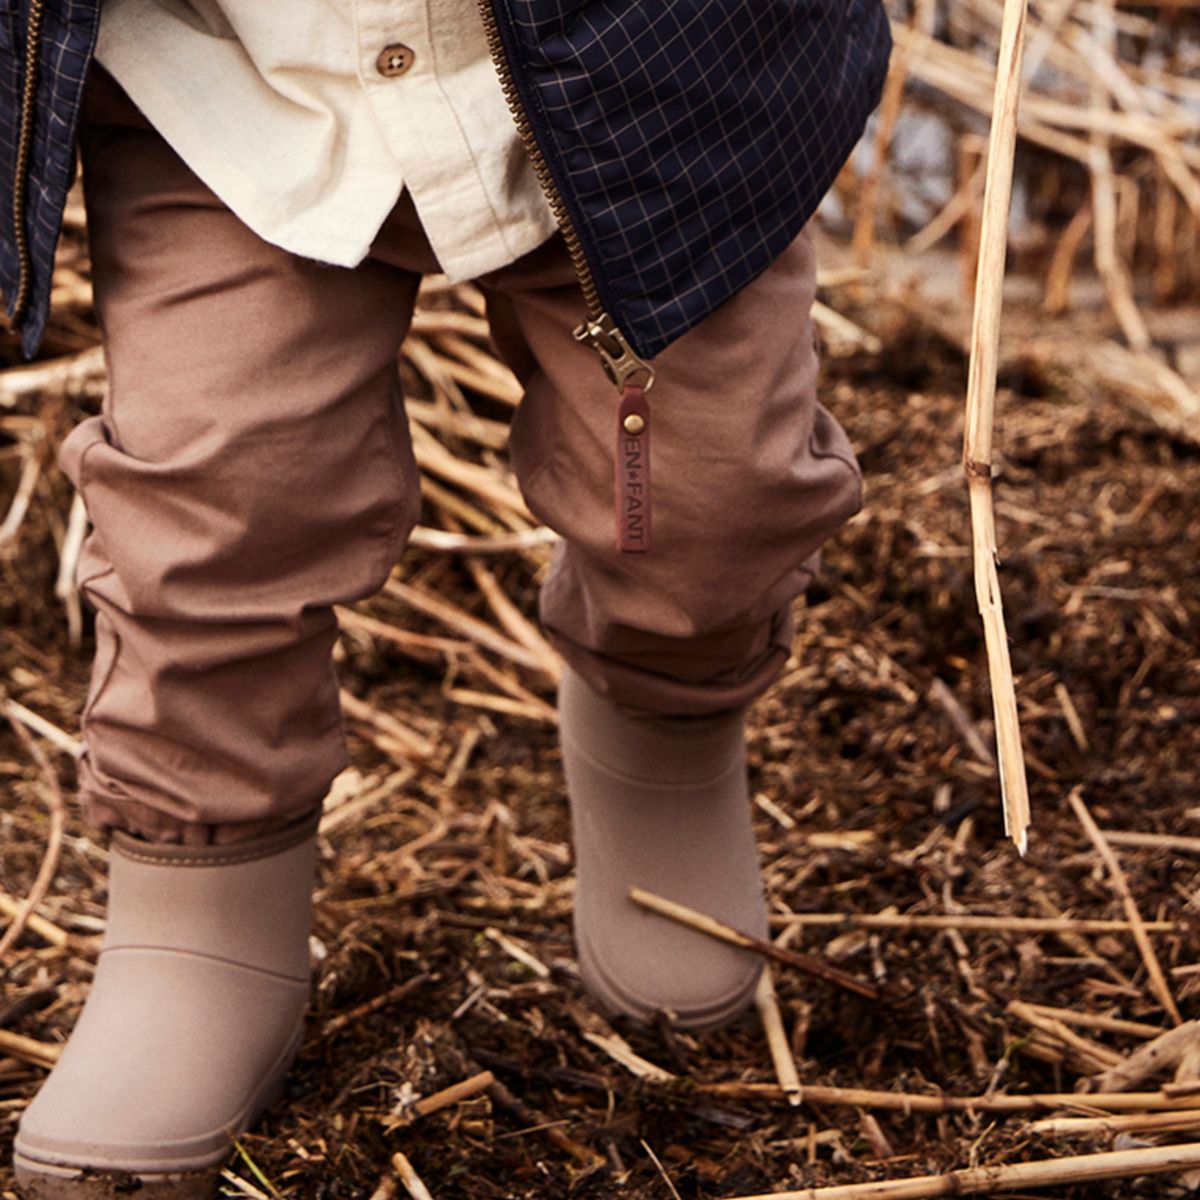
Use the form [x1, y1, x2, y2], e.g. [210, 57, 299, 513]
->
[1, 262, 1198, 1198]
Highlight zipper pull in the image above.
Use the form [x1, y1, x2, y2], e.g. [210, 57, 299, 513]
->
[573, 313, 656, 554]
[573, 312, 656, 393]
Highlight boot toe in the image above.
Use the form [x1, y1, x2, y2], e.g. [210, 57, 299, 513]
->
[576, 907, 763, 1030]
[14, 953, 307, 1195]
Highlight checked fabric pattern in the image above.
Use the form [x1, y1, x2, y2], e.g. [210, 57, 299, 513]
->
[0, 0, 889, 364]
[0, 0, 100, 360]
[491, 0, 893, 359]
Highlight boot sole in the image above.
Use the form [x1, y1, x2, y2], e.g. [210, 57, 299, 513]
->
[13, 1020, 302, 1199]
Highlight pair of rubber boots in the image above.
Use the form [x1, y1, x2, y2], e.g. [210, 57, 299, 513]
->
[13, 665, 768, 1197]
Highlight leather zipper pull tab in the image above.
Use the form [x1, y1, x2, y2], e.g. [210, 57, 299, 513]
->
[615, 382, 651, 552]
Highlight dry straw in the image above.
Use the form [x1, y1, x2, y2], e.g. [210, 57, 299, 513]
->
[961, 0, 1031, 852]
[723, 1143, 1200, 1199]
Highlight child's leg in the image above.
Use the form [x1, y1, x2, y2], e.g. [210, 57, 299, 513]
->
[478, 223, 860, 715]
[477, 227, 861, 1027]
[15, 69, 433, 1195]
[62, 68, 431, 845]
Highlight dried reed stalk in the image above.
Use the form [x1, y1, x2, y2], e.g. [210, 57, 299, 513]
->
[629, 887, 880, 1001]
[756, 966, 804, 1106]
[391, 1151, 436, 1200]
[0, 892, 72, 949]
[407, 525, 558, 555]
[1086, 1022, 1200, 1093]
[0, 713, 68, 960]
[0, 1028, 60, 1068]
[699, 1080, 1200, 1114]
[2, 697, 82, 758]
[1020, 1002, 1162, 1040]
[961, 0, 1032, 853]
[582, 1032, 675, 1083]
[766, 912, 1178, 935]
[723, 1142, 1200, 1199]
[411, 1071, 496, 1118]
[1068, 789, 1181, 1025]
[1101, 830, 1200, 855]
[1028, 1108, 1200, 1137]
[1005, 1000, 1124, 1070]
[383, 579, 544, 673]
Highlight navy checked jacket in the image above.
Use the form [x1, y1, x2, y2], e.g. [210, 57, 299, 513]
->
[1, 0, 891, 362]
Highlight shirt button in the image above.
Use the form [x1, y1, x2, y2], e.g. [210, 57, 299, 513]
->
[376, 44, 415, 77]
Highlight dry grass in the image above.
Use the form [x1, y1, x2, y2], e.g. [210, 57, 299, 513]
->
[2, 9, 1200, 1195]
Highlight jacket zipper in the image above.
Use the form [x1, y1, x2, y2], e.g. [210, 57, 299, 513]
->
[475, 0, 655, 396]
[10, 0, 46, 326]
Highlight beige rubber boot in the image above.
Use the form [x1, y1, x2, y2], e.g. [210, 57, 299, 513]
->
[558, 664, 768, 1030]
[13, 811, 319, 1199]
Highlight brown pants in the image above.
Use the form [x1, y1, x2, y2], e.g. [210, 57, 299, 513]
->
[62, 67, 864, 844]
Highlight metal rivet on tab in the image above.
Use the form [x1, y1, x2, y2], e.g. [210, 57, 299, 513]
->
[622, 413, 645, 435]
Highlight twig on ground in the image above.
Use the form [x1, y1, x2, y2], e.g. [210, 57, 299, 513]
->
[391, 1150, 436, 1200]
[485, 1075, 602, 1168]
[1100, 830, 1200, 855]
[629, 887, 880, 1001]
[766, 912, 1178, 935]
[722, 1142, 1200, 1198]
[1027, 1108, 1200, 1137]
[584, 1031, 676, 1083]
[407, 524, 559, 555]
[1069, 787, 1181, 1024]
[1084, 1022, 1200, 1093]
[0, 1028, 61, 1068]
[757, 965, 803, 1107]
[641, 1139, 684, 1200]
[411, 1071, 496, 1119]
[1, 697, 82, 758]
[929, 678, 996, 767]
[697, 1080, 1198, 1114]
[0, 707, 68, 960]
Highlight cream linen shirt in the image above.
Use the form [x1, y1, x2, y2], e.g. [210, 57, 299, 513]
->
[93, 0, 560, 281]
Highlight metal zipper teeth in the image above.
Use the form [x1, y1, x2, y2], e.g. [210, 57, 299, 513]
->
[476, 0, 604, 323]
[11, 0, 45, 325]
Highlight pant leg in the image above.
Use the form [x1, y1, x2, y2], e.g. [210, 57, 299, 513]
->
[65, 67, 427, 844]
[476, 226, 863, 717]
